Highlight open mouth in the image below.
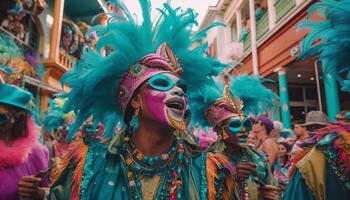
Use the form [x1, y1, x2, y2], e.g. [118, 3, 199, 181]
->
[165, 97, 185, 111]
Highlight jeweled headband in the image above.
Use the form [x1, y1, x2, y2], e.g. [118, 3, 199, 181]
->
[205, 86, 244, 128]
[118, 43, 182, 113]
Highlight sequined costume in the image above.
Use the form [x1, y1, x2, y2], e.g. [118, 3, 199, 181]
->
[47, 0, 239, 199]
[188, 74, 278, 199]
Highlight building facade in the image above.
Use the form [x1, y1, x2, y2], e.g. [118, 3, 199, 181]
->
[200, 0, 349, 128]
[0, 0, 112, 112]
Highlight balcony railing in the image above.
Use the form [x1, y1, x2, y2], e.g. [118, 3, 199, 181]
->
[256, 13, 269, 40]
[243, 33, 251, 52]
[275, 0, 296, 22]
[59, 49, 77, 70]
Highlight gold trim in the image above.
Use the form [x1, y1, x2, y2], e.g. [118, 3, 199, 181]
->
[166, 110, 186, 131]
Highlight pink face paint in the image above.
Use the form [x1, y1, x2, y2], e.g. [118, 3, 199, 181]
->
[141, 73, 187, 128]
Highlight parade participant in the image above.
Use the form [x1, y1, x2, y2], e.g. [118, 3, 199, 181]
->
[42, 98, 75, 168]
[42, 98, 75, 157]
[45, 1, 239, 199]
[283, 0, 350, 199]
[252, 114, 279, 169]
[188, 74, 279, 200]
[273, 142, 291, 190]
[0, 68, 49, 200]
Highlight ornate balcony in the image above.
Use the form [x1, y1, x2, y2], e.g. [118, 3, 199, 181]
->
[256, 13, 269, 40]
[243, 33, 251, 52]
[275, 0, 296, 22]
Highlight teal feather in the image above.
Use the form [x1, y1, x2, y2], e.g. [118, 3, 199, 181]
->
[42, 99, 65, 134]
[0, 33, 21, 60]
[229, 74, 279, 116]
[0, 64, 14, 74]
[60, 0, 228, 141]
[188, 79, 224, 128]
[188, 74, 279, 128]
[298, 0, 350, 92]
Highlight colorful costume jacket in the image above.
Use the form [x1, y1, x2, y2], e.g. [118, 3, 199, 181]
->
[283, 123, 350, 200]
[47, 129, 239, 200]
[210, 138, 274, 200]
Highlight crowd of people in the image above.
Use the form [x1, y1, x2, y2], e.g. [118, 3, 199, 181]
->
[1, 0, 350, 200]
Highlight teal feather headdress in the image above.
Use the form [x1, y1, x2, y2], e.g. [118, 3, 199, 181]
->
[60, 0, 228, 141]
[298, 0, 350, 91]
[189, 74, 279, 128]
[229, 74, 279, 116]
[42, 98, 75, 134]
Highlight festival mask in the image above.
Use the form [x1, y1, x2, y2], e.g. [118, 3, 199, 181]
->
[220, 116, 253, 146]
[141, 73, 187, 130]
[206, 85, 251, 146]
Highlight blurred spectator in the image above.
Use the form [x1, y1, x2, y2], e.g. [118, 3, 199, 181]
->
[274, 142, 291, 190]
[255, 2, 266, 21]
[239, 19, 250, 42]
[302, 111, 328, 132]
[271, 120, 286, 142]
[285, 135, 297, 147]
[291, 111, 328, 155]
[336, 110, 350, 123]
[252, 115, 279, 169]
[247, 131, 258, 147]
[291, 120, 308, 155]
[0, 84, 49, 200]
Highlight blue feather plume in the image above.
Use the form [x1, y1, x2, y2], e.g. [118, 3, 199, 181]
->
[298, 0, 350, 92]
[60, 0, 228, 141]
[229, 74, 279, 116]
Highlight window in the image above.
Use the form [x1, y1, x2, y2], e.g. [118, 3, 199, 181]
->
[288, 87, 303, 101]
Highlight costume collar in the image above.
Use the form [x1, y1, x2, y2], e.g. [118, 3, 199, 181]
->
[0, 116, 39, 167]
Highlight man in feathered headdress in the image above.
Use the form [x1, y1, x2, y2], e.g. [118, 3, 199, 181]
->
[36, 1, 242, 199]
[188, 74, 280, 200]
[42, 98, 75, 162]
[282, 0, 350, 199]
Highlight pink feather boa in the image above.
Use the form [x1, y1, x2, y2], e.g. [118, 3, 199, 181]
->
[0, 116, 39, 167]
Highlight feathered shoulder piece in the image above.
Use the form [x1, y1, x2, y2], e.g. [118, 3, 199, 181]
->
[298, 0, 350, 92]
[206, 152, 240, 200]
[60, 0, 228, 141]
[289, 123, 350, 189]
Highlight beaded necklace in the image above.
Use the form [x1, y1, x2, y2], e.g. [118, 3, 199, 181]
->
[123, 135, 185, 200]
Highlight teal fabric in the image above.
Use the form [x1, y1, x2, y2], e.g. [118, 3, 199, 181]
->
[48, 134, 214, 200]
[255, 8, 264, 21]
[325, 163, 350, 200]
[0, 84, 32, 112]
[282, 163, 350, 200]
[282, 170, 315, 200]
[239, 28, 249, 42]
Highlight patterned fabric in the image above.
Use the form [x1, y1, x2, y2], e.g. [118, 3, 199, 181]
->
[48, 129, 238, 199]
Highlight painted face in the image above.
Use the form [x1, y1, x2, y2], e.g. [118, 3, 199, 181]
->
[141, 73, 187, 130]
[220, 116, 253, 146]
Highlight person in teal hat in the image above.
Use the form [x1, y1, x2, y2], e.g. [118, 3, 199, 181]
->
[0, 79, 50, 200]
[36, 1, 241, 199]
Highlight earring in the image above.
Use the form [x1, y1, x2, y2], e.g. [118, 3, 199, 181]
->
[130, 108, 140, 133]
